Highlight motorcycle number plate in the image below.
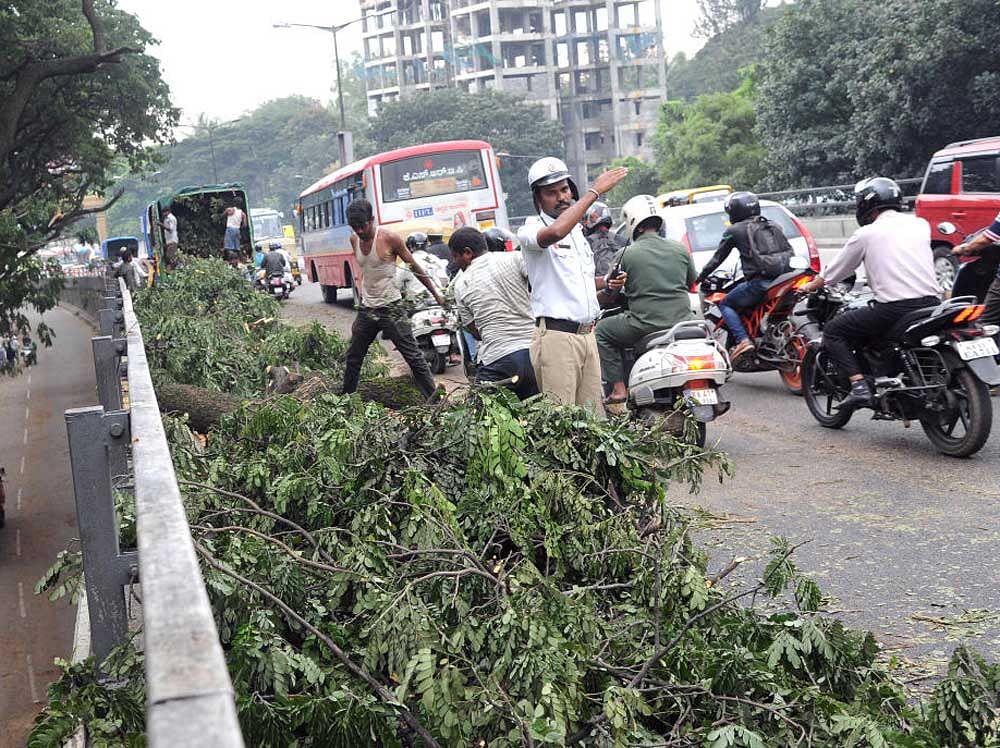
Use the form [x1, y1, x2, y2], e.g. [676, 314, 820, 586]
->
[955, 338, 999, 361]
[431, 333, 451, 347]
[685, 387, 718, 405]
[272, 288, 283, 295]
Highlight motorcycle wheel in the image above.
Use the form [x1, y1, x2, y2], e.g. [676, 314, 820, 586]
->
[779, 335, 809, 396]
[802, 348, 853, 429]
[432, 351, 447, 375]
[637, 407, 706, 447]
[919, 368, 992, 458]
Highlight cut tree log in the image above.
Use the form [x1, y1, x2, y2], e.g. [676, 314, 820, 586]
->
[156, 372, 426, 432]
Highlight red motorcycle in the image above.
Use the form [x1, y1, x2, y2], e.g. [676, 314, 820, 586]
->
[700, 262, 818, 394]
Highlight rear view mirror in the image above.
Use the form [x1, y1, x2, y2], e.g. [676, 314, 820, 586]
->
[938, 222, 957, 236]
[789, 256, 808, 270]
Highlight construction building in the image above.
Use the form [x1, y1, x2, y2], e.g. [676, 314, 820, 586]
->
[360, 0, 666, 186]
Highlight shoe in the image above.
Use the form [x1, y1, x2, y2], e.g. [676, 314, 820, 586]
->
[836, 381, 874, 411]
[729, 339, 755, 362]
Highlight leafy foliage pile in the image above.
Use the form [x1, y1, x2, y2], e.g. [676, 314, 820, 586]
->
[132, 257, 387, 396]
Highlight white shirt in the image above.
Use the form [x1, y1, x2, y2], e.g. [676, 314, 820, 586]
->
[517, 214, 600, 324]
[226, 208, 244, 230]
[822, 210, 940, 303]
[455, 252, 535, 365]
[162, 213, 178, 244]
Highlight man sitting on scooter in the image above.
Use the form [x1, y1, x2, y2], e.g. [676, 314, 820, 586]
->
[596, 195, 699, 405]
[694, 192, 793, 362]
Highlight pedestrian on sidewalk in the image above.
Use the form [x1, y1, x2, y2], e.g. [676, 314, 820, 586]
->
[515, 157, 628, 416]
[341, 198, 443, 401]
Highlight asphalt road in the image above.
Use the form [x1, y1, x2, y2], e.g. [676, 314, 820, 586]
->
[0, 307, 96, 747]
[284, 278, 1000, 683]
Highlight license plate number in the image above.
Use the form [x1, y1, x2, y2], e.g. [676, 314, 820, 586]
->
[955, 338, 998, 361]
[431, 333, 451, 347]
[685, 387, 718, 405]
[272, 288, 283, 295]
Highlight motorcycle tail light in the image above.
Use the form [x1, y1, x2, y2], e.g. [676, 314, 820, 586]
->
[792, 275, 812, 289]
[953, 304, 984, 323]
[682, 354, 716, 371]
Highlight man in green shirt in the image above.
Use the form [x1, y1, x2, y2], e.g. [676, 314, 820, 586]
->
[596, 195, 699, 404]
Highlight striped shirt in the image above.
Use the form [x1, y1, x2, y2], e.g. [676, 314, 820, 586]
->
[454, 252, 534, 366]
[984, 211, 1000, 242]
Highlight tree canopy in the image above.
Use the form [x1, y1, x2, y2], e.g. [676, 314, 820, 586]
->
[368, 88, 565, 218]
[756, 0, 1000, 187]
[693, 0, 767, 39]
[656, 73, 766, 192]
[0, 0, 176, 338]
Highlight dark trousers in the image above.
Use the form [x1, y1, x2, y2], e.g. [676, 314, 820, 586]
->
[822, 296, 939, 377]
[476, 348, 539, 400]
[343, 304, 437, 399]
[983, 277, 1000, 327]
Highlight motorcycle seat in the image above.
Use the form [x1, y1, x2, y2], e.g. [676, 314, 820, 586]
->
[885, 306, 937, 341]
[766, 270, 805, 290]
[634, 324, 708, 355]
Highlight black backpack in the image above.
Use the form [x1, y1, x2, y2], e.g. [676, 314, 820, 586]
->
[745, 216, 794, 279]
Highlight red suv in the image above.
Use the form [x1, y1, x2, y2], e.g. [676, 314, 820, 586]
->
[915, 136, 1000, 293]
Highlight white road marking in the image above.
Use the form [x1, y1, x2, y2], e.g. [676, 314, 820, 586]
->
[23, 427, 28, 444]
[27, 373, 31, 387]
[18, 582, 27, 618]
[16, 487, 22, 510]
[26, 654, 39, 703]
[25, 406, 29, 420]
[20, 455, 25, 474]
[16, 529, 21, 557]
[26, 388, 30, 401]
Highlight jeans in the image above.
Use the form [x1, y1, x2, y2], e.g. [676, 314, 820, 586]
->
[719, 278, 769, 344]
[223, 226, 240, 250]
[342, 304, 437, 399]
[476, 348, 539, 400]
[822, 296, 939, 377]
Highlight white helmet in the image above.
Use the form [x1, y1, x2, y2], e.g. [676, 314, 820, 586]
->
[527, 156, 579, 199]
[621, 195, 663, 241]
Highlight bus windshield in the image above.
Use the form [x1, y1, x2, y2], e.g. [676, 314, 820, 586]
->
[252, 213, 283, 240]
[380, 150, 488, 203]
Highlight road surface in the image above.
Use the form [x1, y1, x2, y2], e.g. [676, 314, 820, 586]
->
[0, 307, 97, 747]
[284, 279, 1000, 685]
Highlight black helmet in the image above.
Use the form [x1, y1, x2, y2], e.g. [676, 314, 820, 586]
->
[405, 232, 429, 252]
[484, 227, 518, 253]
[582, 201, 613, 234]
[724, 192, 761, 223]
[854, 177, 902, 226]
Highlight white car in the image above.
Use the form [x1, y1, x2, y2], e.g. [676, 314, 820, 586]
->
[615, 199, 823, 311]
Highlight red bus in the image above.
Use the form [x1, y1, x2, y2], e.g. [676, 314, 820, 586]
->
[297, 139, 508, 304]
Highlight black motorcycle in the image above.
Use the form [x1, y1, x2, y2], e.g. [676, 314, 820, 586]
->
[801, 287, 1000, 457]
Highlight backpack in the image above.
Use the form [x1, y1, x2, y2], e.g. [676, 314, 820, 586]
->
[745, 216, 794, 279]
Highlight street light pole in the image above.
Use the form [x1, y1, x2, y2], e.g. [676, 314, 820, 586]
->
[207, 124, 219, 183]
[332, 27, 346, 132]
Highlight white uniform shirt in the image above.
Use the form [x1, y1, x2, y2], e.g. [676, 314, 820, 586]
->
[162, 214, 178, 244]
[821, 210, 940, 303]
[517, 214, 600, 324]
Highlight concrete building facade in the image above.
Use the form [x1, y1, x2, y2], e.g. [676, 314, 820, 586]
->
[360, 0, 666, 187]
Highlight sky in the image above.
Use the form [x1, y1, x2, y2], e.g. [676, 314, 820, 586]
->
[117, 0, 705, 127]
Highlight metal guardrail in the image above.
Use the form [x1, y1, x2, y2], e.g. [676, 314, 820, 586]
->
[64, 277, 244, 746]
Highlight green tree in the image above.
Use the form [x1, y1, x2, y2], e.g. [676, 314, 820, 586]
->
[656, 73, 767, 191]
[368, 88, 565, 218]
[0, 0, 176, 339]
[693, 0, 766, 38]
[756, 0, 1000, 187]
[604, 156, 661, 208]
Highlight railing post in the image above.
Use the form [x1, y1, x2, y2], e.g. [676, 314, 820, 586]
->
[65, 407, 139, 666]
[92, 336, 126, 413]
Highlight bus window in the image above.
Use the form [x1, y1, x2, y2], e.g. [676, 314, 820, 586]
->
[380, 150, 488, 202]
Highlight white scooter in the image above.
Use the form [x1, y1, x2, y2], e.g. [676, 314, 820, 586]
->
[626, 319, 733, 446]
[410, 301, 462, 375]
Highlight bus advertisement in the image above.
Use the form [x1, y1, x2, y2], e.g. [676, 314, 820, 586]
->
[297, 139, 508, 305]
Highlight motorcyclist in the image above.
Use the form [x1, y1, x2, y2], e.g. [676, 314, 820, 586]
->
[484, 226, 518, 253]
[595, 195, 699, 405]
[694, 191, 794, 362]
[582, 201, 625, 276]
[261, 246, 287, 276]
[951, 211, 1000, 330]
[799, 177, 940, 411]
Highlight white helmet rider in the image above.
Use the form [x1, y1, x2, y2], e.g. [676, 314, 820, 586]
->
[527, 157, 579, 212]
[620, 194, 663, 242]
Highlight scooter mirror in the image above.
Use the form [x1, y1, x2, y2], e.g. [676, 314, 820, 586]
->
[937, 222, 957, 236]
[789, 255, 808, 270]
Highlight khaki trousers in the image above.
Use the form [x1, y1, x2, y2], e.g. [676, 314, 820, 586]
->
[530, 320, 605, 419]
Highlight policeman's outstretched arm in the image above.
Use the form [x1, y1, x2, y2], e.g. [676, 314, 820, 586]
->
[536, 168, 628, 248]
